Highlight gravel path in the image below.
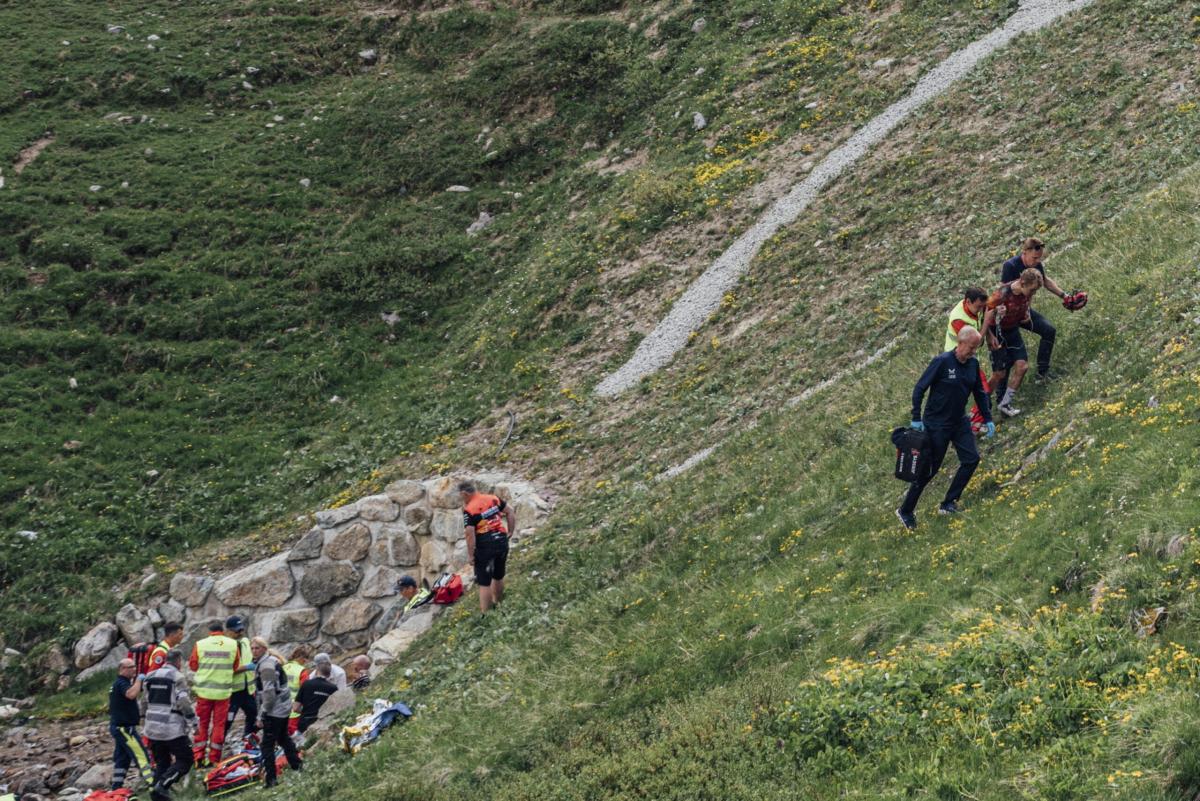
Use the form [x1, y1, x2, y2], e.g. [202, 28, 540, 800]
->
[595, 0, 1096, 397]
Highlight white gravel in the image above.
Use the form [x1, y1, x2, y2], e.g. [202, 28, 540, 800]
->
[595, 0, 1096, 397]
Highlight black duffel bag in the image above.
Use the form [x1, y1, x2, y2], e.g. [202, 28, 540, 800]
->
[891, 426, 931, 482]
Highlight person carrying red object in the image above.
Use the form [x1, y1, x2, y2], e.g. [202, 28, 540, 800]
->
[188, 620, 240, 767]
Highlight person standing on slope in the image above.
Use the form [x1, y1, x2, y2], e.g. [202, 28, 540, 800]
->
[188, 620, 240, 766]
[142, 649, 196, 801]
[984, 268, 1043, 417]
[251, 637, 303, 788]
[896, 327, 995, 530]
[945, 287, 991, 433]
[224, 616, 258, 744]
[1000, 237, 1084, 380]
[460, 480, 517, 614]
[147, 623, 184, 675]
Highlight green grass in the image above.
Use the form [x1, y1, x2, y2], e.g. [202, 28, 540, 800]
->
[4, 0, 1200, 797]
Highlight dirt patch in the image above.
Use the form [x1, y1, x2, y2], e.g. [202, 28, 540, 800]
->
[13, 135, 53, 175]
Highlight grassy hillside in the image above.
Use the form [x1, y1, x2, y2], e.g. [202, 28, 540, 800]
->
[0, 0, 1104, 661]
[286, 160, 1200, 800]
[4, 0, 1200, 796]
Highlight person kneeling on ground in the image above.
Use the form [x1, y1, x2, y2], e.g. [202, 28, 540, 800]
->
[984, 267, 1043, 417]
[142, 649, 196, 801]
[459, 480, 517, 613]
[251, 637, 303, 788]
[896, 327, 995, 530]
[293, 661, 338, 734]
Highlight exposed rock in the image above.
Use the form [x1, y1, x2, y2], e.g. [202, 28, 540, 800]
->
[360, 565, 401, 599]
[357, 494, 399, 522]
[106, 25, 125, 34]
[873, 57, 896, 69]
[157, 599, 186, 626]
[299, 561, 360, 606]
[115, 604, 154, 646]
[427, 477, 462, 509]
[430, 509, 463, 543]
[1167, 534, 1188, 558]
[324, 523, 371, 562]
[139, 571, 158, 590]
[147, 607, 162, 628]
[315, 504, 358, 528]
[256, 608, 320, 643]
[403, 503, 431, 535]
[76, 644, 124, 683]
[42, 646, 70, 676]
[369, 610, 433, 666]
[317, 687, 356, 720]
[384, 480, 424, 506]
[358, 49, 378, 65]
[169, 573, 213, 607]
[213, 554, 293, 608]
[691, 17, 706, 33]
[445, 185, 470, 193]
[420, 539, 455, 582]
[73, 623, 117, 670]
[512, 495, 545, 534]
[369, 523, 420, 567]
[288, 527, 324, 561]
[466, 211, 494, 236]
[74, 764, 111, 790]
[692, 111, 707, 130]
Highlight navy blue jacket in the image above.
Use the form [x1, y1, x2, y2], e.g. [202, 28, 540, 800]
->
[912, 351, 992, 426]
[1001, 253, 1044, 283]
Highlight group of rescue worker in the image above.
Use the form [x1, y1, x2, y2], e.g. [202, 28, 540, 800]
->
[898, 237, 1088, 529]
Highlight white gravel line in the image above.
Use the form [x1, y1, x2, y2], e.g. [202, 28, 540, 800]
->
[596, 0, 1096, 397]
[655, 445, 717, 482]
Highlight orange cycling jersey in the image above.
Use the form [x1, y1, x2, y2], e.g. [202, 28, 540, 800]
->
[463, 494, 508, 537]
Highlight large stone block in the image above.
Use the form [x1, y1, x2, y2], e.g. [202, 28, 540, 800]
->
[420, 539, 455, 584]
[257, 608, 320, 643]
[169, 573, 213, 607]
[384, 480, 425, 506]
[288, 527, 324, 561]
[369, 523, 420, 567]
[430, 509, 464, 543]
[157, 598, 186, 626]
[115, 604, 154, 646]
[512, 496, 545, 534]
[358, 494, 399, 522]
[324, 522, 371, 562]
[76, 644, 125, 682]
[214, 554, 294, 608]
[317, 687, 356, 720]
[403, 502, 431, 535]
[427, 476, 463, 509]
[299, 561, 361, 606]
[74, 622, 118, 669]
[315, 503, 358, 529]
[360, 565, 402, 598]
[322, 598, 381, 636]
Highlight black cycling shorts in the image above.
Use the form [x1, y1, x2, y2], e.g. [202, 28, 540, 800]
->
[474, 534, 509, 587]
[989, 327, 1028, 372]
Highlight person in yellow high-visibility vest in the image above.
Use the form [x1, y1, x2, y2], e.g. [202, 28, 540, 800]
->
[188, 620, 240, 767]
[223, 616, 258, 743]
[283, 645, 311, 737]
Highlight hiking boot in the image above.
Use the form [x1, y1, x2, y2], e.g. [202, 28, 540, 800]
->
[998, 401, 1021, 417]
[938, 501, 960, 515]
[1036, 369, 1062, 383]
[895, 508, 917, 531]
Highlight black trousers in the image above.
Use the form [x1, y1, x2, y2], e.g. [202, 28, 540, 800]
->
[900, 417, 980, 514]
[259, 715, 302, 785]
[150, 736, 194, 798]
[225, 689, 258, 739]
[1020, 308, 1056, 374]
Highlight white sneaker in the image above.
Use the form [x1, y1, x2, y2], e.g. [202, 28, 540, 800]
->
[998, 401, 1021, 417]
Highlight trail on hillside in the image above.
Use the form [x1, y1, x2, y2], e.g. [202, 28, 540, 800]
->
[595, 0, 1097, 397]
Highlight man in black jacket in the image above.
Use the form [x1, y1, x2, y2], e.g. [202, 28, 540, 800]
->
[896, 327, 995, 530]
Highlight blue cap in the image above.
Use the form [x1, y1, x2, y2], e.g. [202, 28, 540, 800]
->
[225, 615, 246, 632]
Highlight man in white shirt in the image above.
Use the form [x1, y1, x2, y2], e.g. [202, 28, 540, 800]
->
[312, 652, 346, 690]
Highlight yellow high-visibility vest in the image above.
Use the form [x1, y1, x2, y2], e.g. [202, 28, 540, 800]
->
[193, 635, 237, 701]
[232, 637, 254, 694]
[283, 661, 304, 720]
[945, 300, 984, 352]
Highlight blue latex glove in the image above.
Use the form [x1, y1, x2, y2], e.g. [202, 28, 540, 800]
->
[985, 422, 996, 439]
[244, 661, 256, 672]
[910, 420, 924, 431]
[136, 674, 146, 683]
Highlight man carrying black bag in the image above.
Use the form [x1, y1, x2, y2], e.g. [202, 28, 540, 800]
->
[896, 327, 995, 530]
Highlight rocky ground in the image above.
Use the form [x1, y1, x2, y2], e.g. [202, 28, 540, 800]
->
[0, 708, 117, 801]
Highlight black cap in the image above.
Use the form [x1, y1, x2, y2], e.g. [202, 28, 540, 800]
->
[397, 575, 417, 589]
[225, 615, 246, 632]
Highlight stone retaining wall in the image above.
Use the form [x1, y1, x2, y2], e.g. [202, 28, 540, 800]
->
[67, 473, 550, 681]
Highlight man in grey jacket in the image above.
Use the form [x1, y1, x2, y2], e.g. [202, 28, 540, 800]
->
[141, 650, 196, 801]
[251, 637, 303, 788]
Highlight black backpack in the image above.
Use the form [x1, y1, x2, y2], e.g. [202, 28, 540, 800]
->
[891, 427, 932, 482]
